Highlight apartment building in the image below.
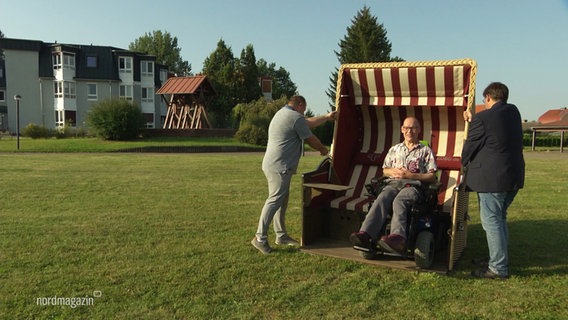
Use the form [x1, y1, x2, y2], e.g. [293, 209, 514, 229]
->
[0, 38, 169, 132]
[0, 59, 6, 131]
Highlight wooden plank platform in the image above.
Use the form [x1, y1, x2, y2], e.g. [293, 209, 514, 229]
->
[301, 240, 449, 274]
[303, 183, 353, 191]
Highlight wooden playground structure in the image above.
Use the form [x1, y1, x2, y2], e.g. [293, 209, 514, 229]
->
[157, 75, 216, 129]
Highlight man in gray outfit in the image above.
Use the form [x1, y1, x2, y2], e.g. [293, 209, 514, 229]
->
[252, 95, 336, 254]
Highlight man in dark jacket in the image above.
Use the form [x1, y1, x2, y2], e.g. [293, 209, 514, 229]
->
[462, 82, 525, 279]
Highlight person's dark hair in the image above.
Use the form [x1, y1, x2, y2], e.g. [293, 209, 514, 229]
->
[289, 95, 306, 107]
[483, 82, 509, 103]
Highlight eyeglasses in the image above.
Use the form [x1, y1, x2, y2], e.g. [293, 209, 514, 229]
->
[402, 126, 418, 131]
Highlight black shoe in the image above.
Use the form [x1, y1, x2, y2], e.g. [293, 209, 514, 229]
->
[350, 231, 374, 252]
[471, 268, 508, 279]
[471, 257, 489, 268]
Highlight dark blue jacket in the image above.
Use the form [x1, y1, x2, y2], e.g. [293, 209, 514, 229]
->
[461, 102, 525, 192]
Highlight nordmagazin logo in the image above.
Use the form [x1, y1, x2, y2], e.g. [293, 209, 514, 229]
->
[36, 291, 102, 308]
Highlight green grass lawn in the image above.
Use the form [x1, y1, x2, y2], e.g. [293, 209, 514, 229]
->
[1, 149, 567, 319]
[0, 136, 264, 153]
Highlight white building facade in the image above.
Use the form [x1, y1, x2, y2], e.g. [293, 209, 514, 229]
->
[0, 38, 169, 132]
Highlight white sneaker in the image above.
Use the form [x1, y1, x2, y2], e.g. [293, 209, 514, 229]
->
[275, 235, 300, 246]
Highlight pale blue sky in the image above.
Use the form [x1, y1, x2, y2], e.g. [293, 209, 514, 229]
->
[2, 0, 568, 121]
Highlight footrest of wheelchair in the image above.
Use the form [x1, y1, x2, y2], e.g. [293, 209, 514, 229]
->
[353, 245, 374, 252]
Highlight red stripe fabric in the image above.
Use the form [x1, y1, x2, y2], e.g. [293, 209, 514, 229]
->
[351, 65, 469, 107]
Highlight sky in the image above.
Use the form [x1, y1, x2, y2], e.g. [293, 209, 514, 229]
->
[2, 0, 568, 121]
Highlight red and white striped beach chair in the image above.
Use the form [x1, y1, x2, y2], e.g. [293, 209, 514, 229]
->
[302, 59, 477, 272]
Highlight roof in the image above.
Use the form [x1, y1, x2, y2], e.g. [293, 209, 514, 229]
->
[538, 108, 568, 124]
[531, 119, 568, 130]
[532, 108, 568, 131]
[156, 75, 216, 95]
[1, 37, 167, 83]
[475, 104, 486, 113]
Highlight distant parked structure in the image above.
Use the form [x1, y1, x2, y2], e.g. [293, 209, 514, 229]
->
[260, 76, 272, 101]
[0, 38, 169, 133]
[531, 107, 568, 152]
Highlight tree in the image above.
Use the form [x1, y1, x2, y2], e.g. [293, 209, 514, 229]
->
[202, 39, 298, 128]
[129, 30, 191, 76]
[236, 44, 262, 104]
[202, 39, 238, 127]
[257, 59, 297, 100]
[0, 29, 4, 38]
[326, 6, 403, 108]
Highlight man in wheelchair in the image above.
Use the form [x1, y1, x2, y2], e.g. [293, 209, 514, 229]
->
[349, 117, 438, 256]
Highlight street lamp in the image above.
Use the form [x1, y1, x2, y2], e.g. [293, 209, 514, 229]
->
[14, 94, 21, 150]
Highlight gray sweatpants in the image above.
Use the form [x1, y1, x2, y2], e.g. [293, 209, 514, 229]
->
[360, 185, 421, 240]
[255, 169, 293, 242]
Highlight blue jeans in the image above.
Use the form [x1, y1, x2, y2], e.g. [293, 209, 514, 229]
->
[255, 170, 293, 242]
[477, 191, 518, 276]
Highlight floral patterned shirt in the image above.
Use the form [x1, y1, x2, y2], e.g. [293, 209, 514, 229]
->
[382, 142, 437, 174]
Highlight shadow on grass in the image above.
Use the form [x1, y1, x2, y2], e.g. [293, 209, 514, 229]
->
[459, 220, 568, 277]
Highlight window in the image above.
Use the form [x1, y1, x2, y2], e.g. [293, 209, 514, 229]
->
[86, 56, 97, 68]
[87, 83, 97, 100]
[159, 69, 168, 87]
[65, 110, 77, 127]
[0, 67, 4, 78]
[53, 54, 62, 69]
[119, 85, 133, 100]
[141, 87, 154, 103]
[119, 57, 133, 73]
[55, 110, 64, 127]
[63, 53, 75, 70]
[52, 52, 75, 70]
[64, 82, 76, 98]
[143, 113, 154, 128]
[54, 81, 76, 98]
[55, 110, 77, 128]
[54, 82, 63, 97]
[0, 90, 5, 102]
[141, 61, 154, 76]
[160, 69, 168, 82]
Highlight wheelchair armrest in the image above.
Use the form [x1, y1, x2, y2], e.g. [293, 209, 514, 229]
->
[365, 176, 389, 198]
[414, 181, 442, 213]
[427, 181, 442, 193]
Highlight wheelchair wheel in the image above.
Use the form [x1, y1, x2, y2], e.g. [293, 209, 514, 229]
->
[414, 231, 435, 269]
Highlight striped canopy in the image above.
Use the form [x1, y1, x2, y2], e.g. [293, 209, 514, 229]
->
[338, 59, 476, 109]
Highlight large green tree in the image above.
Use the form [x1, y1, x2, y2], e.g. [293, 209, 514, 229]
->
[202, 39, 237, 127]
[326, 6, 403, 107]
[129, 30, 191, 76]
[236, 44, 262, 104]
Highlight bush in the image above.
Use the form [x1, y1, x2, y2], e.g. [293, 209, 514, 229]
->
[233, 96, 285, 146]
[235, 119, 270, 145]
[87, 99, 144, 140]
[523, 133, 568, 147]
[22, 123, 52, 139]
